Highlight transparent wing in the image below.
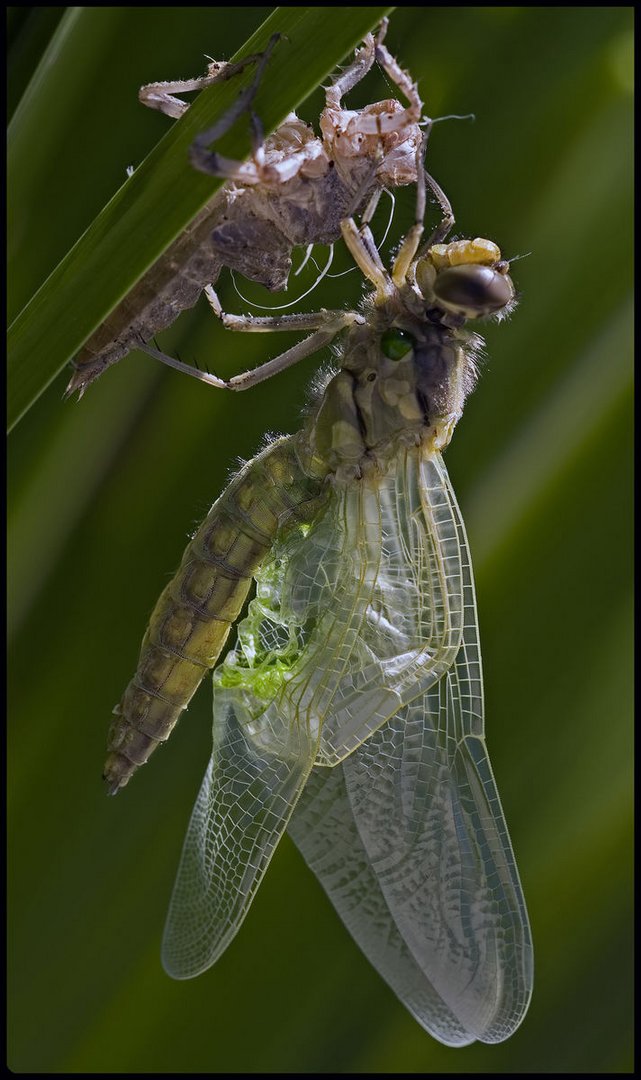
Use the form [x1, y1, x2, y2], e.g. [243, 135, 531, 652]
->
[277, 448, 467, 764]
[163, 447, 457, 980]
[162, 693, 316, 978]
[288, 755, 476, 1048]
[163, 447, 504, 990]
[290, 453, 533, 1044]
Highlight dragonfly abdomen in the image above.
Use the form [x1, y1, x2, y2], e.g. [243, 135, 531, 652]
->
[104, 436, 325, 793]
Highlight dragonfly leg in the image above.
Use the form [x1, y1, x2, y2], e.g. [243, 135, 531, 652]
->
[327, 23, 423, 145]
[392, 133, 428, 285]
[203, 285, 354, 333]
[392, 166, 456, 284]
[140, 35, 315, 189]
[322, 20, 424, 224]
[359, 188, 383, 228]
[139, 69, 228, 121]
[140, 297, 361, 391]
[374, 31, 423, 131]
[189, 34, 281, 181]
[138, 343, 228, 389]
[226, 316, 360, 390]
[420, 172, 456, 249]
[319, 15, 417, 132]
[139, 37, 281, 121]
[323, 31, 376, 107]
[340, 217, 392, 297]
[341, 133, 444, 295]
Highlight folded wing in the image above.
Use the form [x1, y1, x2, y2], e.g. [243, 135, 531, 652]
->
[162, 696, 316, 978]
[291, 453, 533, 1044]
[289, 752, 476, 1047]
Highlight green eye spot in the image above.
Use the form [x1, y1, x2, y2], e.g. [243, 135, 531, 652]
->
[381, 329, 414, 361]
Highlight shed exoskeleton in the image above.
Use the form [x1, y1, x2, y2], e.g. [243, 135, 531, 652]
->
[67, 19, 425, 396]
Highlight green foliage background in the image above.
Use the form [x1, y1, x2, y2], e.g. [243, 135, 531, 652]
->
[8, 6, 633, 1073]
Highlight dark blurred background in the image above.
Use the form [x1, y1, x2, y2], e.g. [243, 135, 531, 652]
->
[8, 7, 633, 1072]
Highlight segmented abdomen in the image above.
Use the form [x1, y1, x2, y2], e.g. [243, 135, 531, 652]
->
[104, 436, 324, 792]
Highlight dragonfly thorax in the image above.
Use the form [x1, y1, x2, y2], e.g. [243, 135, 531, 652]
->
[305, 315, 474, 479]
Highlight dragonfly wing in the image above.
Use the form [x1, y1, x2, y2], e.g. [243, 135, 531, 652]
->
[283, 449, 466, 764]
[341, 689, 532, 1044]
[343, 459, 532, 1043]
[292, 455, 532, 1044]
[289, 760, 475, 1047]
[162, 688, 316, 979]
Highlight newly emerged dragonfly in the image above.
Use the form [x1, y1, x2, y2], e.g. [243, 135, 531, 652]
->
[67, 21, 423, 396]
[104, 122, 533, 1043]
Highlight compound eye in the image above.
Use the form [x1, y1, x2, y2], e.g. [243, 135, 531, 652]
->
[381, 328, 415, 360]
[433, 264, 514, 318]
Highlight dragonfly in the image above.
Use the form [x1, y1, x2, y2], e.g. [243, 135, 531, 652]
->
[104, 115, 533, 1043]
[67, 20, 423, 396]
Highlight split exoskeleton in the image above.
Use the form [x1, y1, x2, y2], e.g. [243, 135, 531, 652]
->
[67, 20, 426, 395]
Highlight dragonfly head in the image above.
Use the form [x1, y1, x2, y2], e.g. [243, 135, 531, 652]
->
[415, 238, 515, 322]
[308, 239, 517, 471]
